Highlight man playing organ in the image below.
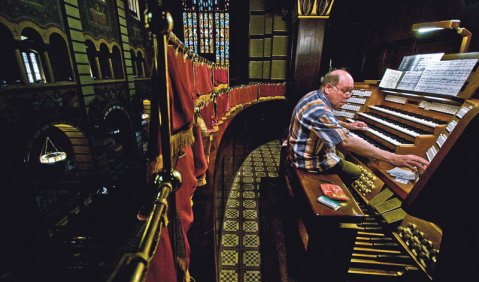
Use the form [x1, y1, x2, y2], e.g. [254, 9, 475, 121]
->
[287, 69, 429, 186]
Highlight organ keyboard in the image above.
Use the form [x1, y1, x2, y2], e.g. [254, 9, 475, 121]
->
[332, 52, 479, 281]
[369, 105, 443, 129]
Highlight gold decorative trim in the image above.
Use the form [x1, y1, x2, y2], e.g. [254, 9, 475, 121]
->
[196, 93, 212, 107]
[197, 176, 207, 186]
[296, 0, 335, 18]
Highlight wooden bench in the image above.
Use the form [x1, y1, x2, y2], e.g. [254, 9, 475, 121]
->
[282, 157, 365, 281]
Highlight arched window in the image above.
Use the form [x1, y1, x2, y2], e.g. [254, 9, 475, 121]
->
[112, 46, 124, 79]
[127, 0, 140, 19]
[137, 51, 144, 78]
[130, 49, 137, 77]
[49, 33, 73, 81]
[21, 50, 44, 83]
[20, 28, 46, 83]
[99, 43, 111, 79]
[182, 0, 230, 64]
[0, 23, 20, 86]
[85, 40, 99, 79]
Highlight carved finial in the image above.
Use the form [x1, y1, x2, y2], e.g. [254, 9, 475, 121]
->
[144, 1, 173, 35]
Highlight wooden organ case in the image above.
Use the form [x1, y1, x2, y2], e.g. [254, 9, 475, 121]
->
[335, 52, 479, 281]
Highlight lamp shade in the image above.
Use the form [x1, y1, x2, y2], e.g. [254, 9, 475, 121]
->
[412, 19, 460, 33]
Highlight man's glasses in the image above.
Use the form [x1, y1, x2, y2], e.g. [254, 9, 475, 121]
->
[332, 84, 353, 98]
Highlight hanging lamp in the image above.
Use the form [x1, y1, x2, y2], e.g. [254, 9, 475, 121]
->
[39, 136, 67, 164]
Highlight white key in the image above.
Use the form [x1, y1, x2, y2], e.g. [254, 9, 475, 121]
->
[370, 106, 438, 127]
[366, 127, 401, 146]
[359, 113, 420, 137]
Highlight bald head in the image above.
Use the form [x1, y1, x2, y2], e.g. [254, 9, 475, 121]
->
[320, 69, 354, 89]
[321, 69, 354, 109]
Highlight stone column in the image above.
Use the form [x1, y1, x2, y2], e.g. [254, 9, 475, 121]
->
[41, 50, 55, 82]
[14, 49, 28, 84]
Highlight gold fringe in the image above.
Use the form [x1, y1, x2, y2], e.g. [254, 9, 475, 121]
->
[177, 258, 190, 282]
[213, 84, 228, 92]
[195, 116, 210, 138]
[149, 128, 195, 175]
[196, 93, 212, 107]
[185, 269, 191, 282]
[171, 127, 195, 157]
[258, 96, 286, 102]
[197, 176, 207, 186]
[150, 155, 164, 175]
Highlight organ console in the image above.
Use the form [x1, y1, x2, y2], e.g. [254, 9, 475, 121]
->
[286, 52, 479, 281]
[344, 52, 479, 281]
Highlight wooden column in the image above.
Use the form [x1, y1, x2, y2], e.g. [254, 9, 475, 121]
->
[287, 0, 336, 106]
[288, 19, 326, 106]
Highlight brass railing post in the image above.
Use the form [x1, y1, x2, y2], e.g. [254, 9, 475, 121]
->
[108, 1, 181, 281]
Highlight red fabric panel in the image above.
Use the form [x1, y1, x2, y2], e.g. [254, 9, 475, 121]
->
[220, 68, 228, 84]
[242, 87, 248, 104]
[167, 46, 195, 133]
[229, 88, 237, 108]
[199, 102, 216, 133]
[249, 85, 259, 102]
[213, 67, 221, 86]
[194, 63, 213, 96]
[184, 58, 196, 101]
[175, 146, 197, 232]
[201, 64, 213, 93]
[192, 124, 208, 181]
[146, 228, 177, 282]
[260, 84, 267, 97]
[278, 84, 285, 96]
[193, 63, 202, 96]
[216, 92, 229, 120]
[239, 87, 247, 105]
[146, 146, 197, 282]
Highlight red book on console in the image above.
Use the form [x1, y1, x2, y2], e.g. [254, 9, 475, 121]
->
[320, 183, 349, 201]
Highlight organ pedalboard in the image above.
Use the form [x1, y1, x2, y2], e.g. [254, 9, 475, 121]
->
[335, 51, 479, 281]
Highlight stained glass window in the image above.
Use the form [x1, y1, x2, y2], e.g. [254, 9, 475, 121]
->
[182, 0, 229, 64]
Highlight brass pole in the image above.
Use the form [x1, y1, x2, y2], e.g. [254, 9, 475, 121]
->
[107, 1, 181, 281]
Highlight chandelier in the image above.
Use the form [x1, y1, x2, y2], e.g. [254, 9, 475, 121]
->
[39, 136, 67, 164]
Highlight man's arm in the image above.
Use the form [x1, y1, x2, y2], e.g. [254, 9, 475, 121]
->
[337, 134, 429, 171]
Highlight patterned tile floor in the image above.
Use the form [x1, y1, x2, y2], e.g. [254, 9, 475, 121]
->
[219, 140, 281, 282]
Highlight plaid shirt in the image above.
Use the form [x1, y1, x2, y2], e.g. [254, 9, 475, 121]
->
[288, 90, 350, 171]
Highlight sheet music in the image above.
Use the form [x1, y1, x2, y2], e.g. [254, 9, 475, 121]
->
[398, 53, 444, 71]
[379, 68, 403, 89]
[396, 71, 423, 90]
[414, 59, 478, 96]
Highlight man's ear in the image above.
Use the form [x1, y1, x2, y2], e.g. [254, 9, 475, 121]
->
[324, 84, 331, 95]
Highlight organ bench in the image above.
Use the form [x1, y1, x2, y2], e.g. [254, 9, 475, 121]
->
[283, 162, 365, 281]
